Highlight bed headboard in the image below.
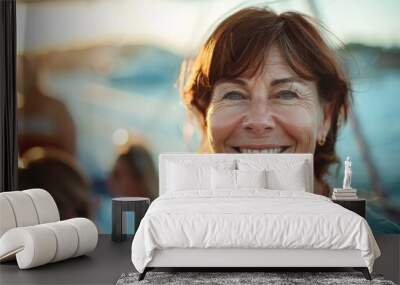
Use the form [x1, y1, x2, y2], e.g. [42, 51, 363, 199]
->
[158, 153, 314, 196]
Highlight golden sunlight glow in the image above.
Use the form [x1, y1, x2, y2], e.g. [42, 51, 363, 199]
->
[22, 147, 46, 163]
[16, 0, 400, 55]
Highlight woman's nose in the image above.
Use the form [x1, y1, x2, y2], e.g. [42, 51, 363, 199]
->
[242, 105, 276, 136]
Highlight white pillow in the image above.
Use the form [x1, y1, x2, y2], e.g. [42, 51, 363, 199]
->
[236, 169, 267, 189]
[238, 158, 309, 191]
[166, 159, 236, 192]
[211, 168, 236, 190]
[167, 162, 211, 191]
[266, 163, 307, 191]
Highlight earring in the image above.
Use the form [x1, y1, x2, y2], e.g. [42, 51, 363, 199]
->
[318, 136, 326, 146]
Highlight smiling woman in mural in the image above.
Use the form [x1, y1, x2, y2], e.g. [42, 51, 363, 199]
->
[181, 7, 351, 196]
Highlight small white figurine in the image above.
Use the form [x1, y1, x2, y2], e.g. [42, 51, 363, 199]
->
[343, 156, 352, 189]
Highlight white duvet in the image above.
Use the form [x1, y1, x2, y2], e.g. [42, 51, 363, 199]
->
[131, 190, 380, 273]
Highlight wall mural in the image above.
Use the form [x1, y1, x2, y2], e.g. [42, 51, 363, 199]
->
[16, 0, 400, 234]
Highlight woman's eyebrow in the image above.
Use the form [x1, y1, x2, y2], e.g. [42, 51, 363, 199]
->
[216, 78, 247, 86]
[270, 77, 305, 86]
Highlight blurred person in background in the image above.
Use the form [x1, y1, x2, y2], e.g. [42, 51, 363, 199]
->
[18, 147, 90, 220]
[108, 143, 158, 201]
[94, 142, 158, 233]
[17, 56, 77, 157]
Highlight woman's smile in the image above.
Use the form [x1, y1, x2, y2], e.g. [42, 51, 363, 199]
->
[230, 145, 292, 154]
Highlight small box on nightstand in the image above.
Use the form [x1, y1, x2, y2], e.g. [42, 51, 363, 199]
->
[332, 198, 366, 218]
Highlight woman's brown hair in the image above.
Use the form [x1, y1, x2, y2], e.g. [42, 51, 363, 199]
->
[181, 7, 351, 196]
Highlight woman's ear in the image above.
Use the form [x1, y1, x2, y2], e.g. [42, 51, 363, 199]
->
[317, 103, 334, 142]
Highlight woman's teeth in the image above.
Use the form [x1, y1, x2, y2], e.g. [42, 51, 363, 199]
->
[238, 148, 285, 154]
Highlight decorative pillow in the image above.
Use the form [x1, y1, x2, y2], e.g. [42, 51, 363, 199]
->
[236, 169, 267, 189]
[211, 168, 236, 190]
[166, 162, 211, 191]
[166, 159, 236, 192]
[266, 163, 307, 191]
[238, 158, 309, 191]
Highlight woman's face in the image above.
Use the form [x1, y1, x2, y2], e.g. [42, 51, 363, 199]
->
[206, 46, 332, 154]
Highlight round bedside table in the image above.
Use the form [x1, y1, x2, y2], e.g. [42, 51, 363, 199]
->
[111, 197, 150, 242]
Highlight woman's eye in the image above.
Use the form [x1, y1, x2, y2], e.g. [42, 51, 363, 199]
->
[275, 90, 299, 100]
[222, 91, 245, 100]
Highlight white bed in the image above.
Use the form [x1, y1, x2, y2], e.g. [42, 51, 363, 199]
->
[131, 153, 380, 280]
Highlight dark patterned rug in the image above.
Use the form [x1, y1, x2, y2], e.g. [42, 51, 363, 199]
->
[116, 271, 396, 285]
